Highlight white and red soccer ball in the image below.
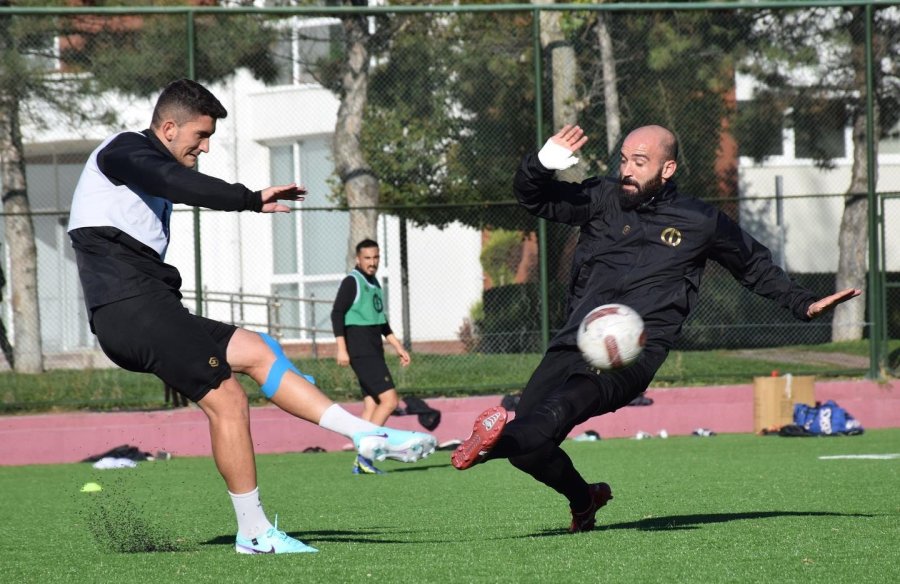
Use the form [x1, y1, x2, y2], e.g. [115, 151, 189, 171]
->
[577, 303, 646, 370]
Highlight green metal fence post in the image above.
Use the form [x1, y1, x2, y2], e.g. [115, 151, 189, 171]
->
[533, 7, 549, 352]
[864, 2, 883, 378]
[400, 216, 412, 352]
[187, 10, 203, 317]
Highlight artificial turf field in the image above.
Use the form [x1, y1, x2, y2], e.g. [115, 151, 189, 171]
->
[2, 429, 898, 583]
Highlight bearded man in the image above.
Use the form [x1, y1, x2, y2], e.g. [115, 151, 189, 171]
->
[450, 124, 860, 533]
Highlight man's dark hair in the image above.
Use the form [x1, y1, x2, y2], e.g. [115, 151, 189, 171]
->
[356, 239, 379, 254]
[150, 79, 227, 129]
[661, 129, 679, 163]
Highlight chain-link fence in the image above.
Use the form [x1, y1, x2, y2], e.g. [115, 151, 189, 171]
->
[1, 2, 897, 410]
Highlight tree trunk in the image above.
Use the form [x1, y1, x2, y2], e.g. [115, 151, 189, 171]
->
[832, 7, 877, 342]
[334, 11, 378, 269]
[833, 113, 875, 342]
[0, 94, 44, 373]
[0, 317, 13, 368]
[0, 258, 13, 367]
[596, 12, 621, 156]
[535, 1, 586, 183]
[529, 1, 589, 289]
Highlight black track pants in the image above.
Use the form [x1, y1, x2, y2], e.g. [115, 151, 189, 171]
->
[487, 346, 667, 506]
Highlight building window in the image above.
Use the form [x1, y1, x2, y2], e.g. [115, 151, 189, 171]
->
[270, 144, 298, 275]
[264, 1, 341, 87]
[268, 136, 348, 340]
[881, 119, 900, 155]
[792, 98, 847, 160]
[737, 96, 850, 162]
[271, 282, 300, 338]
[736, 98, 785, 161]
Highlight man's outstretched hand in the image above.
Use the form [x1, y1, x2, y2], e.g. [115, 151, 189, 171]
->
[550, 124, 588, 153]
[260, 183, 307, 213]
[807, 288, 862, 319]
[538, 124, 589, 170]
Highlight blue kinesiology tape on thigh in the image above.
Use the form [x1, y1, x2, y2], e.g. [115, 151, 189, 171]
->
[258, 333, 316, 398]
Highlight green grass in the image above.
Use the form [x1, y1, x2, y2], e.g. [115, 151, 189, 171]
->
[1, 340, 894, 413]
[2, 430, 898, 583]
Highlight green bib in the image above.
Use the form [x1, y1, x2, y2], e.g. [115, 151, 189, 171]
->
[344, 270, 387, 326]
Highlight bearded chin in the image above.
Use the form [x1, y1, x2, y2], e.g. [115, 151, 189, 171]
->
[619, 175, 664, 210]
[618, 189, 649, 210]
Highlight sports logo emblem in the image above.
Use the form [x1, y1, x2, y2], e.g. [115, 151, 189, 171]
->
[208, 357, 219, 367]
[482, 412, 503, 430]
[660, 227, 682, 247]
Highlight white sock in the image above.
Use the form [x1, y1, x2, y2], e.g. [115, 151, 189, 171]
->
[318, 404, 379, 438]
[229, 487, 274, 539]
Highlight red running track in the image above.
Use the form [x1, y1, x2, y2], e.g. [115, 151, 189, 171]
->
[0, 379, 896, 466]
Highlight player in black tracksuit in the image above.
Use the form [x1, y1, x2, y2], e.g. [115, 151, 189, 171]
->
[452, 124, 860, 532]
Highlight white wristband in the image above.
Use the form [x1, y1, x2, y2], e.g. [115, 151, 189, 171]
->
[537, 139, 580, 170]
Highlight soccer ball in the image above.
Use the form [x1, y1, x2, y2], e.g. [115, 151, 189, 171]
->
[577, 303, 646, 370]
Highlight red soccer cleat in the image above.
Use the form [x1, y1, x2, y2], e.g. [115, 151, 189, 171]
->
[451, 406, 508, 470]
[569, 482, 614, 533]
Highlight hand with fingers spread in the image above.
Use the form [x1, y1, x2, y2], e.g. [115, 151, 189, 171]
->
[260, 183, 307, 213]
[538, 124, 589, 170]
[806, 288, 862, 319]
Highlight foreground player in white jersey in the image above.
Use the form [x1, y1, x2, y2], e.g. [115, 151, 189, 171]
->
[67, 79, 436, 554]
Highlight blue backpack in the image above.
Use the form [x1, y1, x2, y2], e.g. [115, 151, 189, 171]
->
[792, 400, 864, 436]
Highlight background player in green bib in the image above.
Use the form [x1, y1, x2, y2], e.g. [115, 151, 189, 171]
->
[332, 239, 411, 474]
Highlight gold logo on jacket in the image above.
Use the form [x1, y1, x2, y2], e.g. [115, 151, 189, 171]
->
[661, 227, 682, 247]
[209, 357, 219, 367]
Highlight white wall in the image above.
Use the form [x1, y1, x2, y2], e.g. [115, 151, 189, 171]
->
[738, 130, 900, 273]
[380, 216, 485, 343]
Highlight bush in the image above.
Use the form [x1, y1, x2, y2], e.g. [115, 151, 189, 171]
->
[480, 229, 524, 287]
[678, 266, 835, 350]
[475, 281, 568, 353]
[887, 277, 900, 340]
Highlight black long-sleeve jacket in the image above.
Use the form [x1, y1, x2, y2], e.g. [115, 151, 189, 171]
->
[97, 130, 262, 212]
[69, 129, 263, 313]
[514, 152, 818, 351]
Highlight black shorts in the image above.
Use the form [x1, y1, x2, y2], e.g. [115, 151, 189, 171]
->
[515, 344, 669, 420]
[91, 289, 237, 402]
[349, 356, 395, 398]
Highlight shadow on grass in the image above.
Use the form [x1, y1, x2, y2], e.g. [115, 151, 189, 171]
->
[533, 510, 875, 536]
[387, 461, 452, 473]
[202, 527, 416, 548]
[199, 510, 879, 549]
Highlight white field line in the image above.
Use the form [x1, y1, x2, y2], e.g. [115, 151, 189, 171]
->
[818, 454, 900, 460]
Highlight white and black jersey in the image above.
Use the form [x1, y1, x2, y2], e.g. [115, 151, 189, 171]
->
[68, 129, 262, 315]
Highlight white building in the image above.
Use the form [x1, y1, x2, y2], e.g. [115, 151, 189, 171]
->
[735, 72, 900, 274]
[7, 70, 484, 360]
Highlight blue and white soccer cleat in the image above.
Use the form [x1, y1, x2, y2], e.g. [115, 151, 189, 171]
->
[352, 427, 437, 463]
[352, 454, 385, 475]
[234, 516, 318, 554]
